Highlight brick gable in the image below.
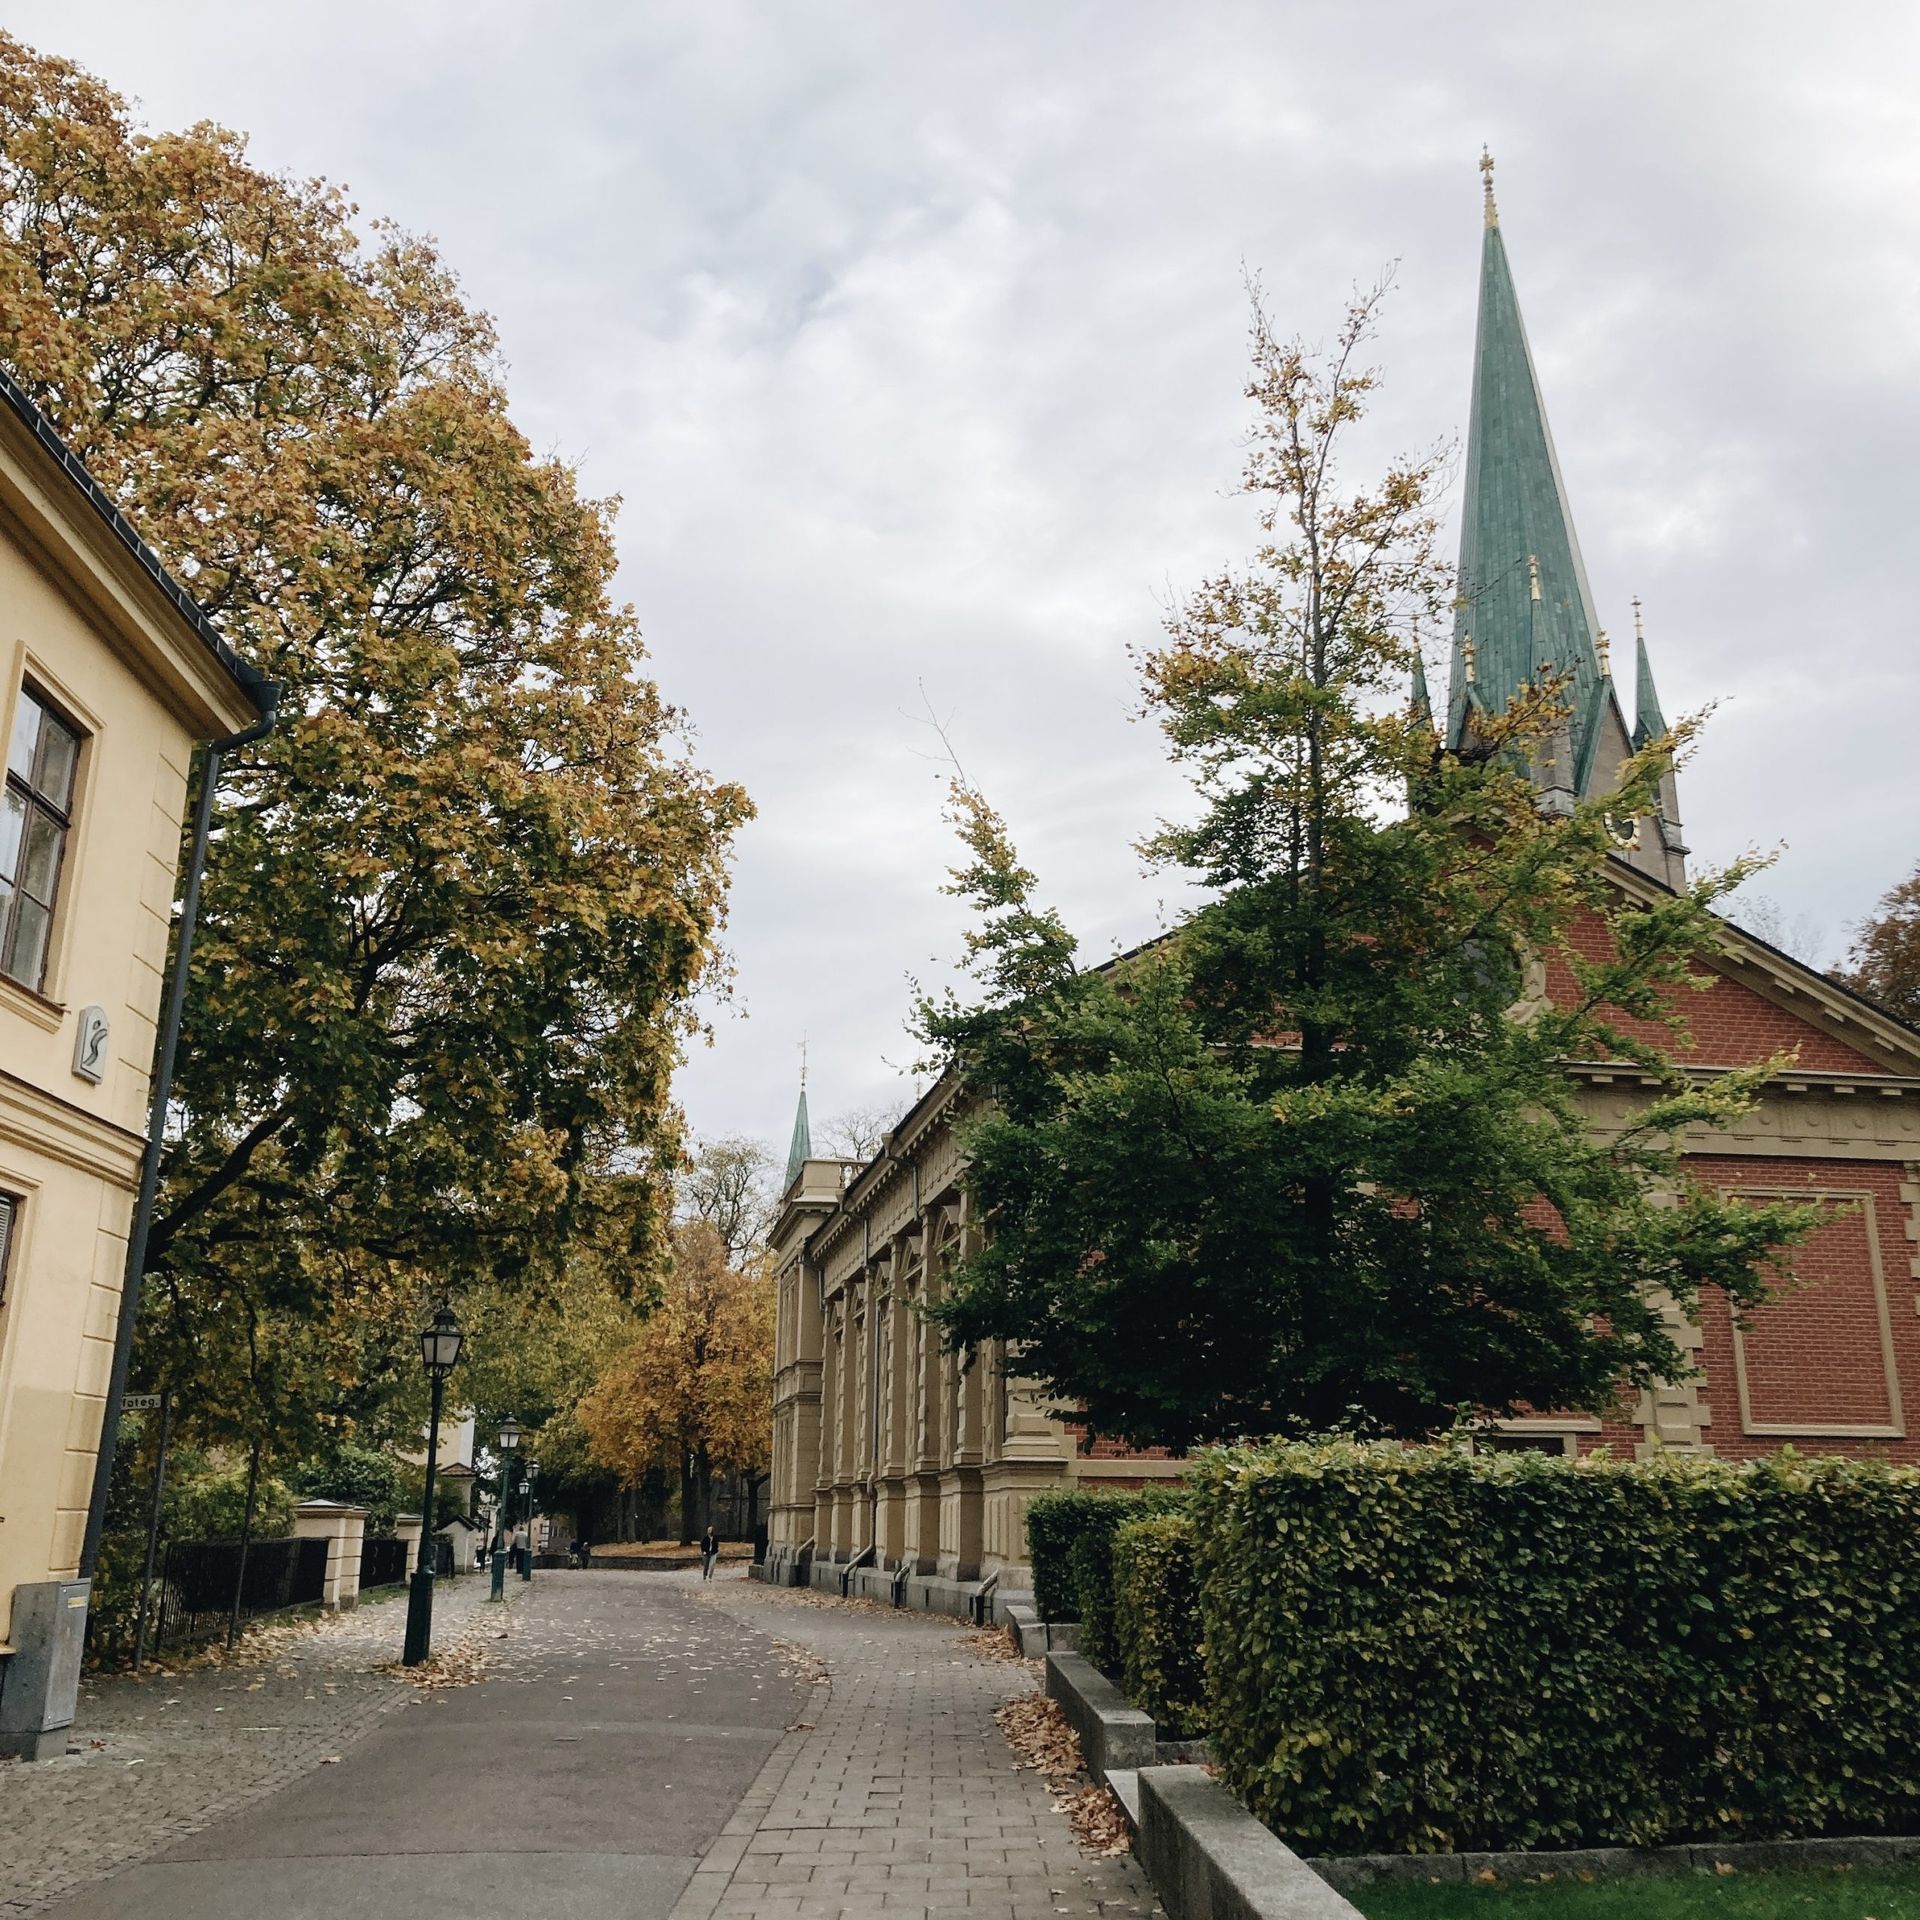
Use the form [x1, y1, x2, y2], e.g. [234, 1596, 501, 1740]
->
[1547, 910, 1891, 1076]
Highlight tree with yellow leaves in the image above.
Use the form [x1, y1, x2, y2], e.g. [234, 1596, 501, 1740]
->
[578, 1223, 773, 1542]
[0, 36, 749, 1459]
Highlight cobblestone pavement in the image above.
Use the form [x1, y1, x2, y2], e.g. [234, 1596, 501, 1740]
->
[685, 1572, 1162, 1920]
[0, 1574, 509, 1918]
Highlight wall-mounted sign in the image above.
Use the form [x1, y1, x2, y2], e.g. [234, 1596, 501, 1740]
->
[122, 1393, 164, 1412]
[72, 1005, 109, 1084]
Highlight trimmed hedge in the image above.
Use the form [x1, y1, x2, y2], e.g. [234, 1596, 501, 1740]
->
[1189, 1439, 1920, 1858]
[1112, 1509, 1207, 1739]
[1025, 1485, 1185, 1670]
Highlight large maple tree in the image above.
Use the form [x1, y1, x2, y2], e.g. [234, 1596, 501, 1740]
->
[0, 37, 749, 1450]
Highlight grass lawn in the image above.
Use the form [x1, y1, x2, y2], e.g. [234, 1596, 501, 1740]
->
[1351, 1865, 1920, 1920]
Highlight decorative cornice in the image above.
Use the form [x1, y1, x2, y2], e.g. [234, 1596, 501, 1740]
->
[0, 1066, 146, 1185]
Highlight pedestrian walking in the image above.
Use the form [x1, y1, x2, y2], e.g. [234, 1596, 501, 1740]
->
[701, 1525, 719, 1581]
[579, 1537, 592, 1567]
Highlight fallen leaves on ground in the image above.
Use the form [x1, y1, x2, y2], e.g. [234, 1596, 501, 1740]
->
[1058, 1781, 1133, 1856]
[961, 1627, 1033, 1667]
[993, 1692, 1131, 1857]
[996, 1691, 1085, 1787]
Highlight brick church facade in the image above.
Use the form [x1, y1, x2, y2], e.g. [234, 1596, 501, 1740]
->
[763, 169, 1920, 1608]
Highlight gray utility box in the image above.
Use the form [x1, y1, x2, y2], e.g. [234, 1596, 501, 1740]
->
[0, 1579, 91, 1760]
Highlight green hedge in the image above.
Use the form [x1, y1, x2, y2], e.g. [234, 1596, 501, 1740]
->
[1025, 1485, 1185, 1669]
[1189, 1439, 1920, 1858]
[1112, 1510, 1207, 1739]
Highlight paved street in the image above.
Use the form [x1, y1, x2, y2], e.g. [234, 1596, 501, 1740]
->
[3, 1569, 1154, 1920]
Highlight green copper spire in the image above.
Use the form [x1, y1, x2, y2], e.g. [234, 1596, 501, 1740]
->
[1449, 153, 1606, 778]
[784, 1079, 812, 1188]
[1410, 652, 1434, 731]
[1631, 598, 1668, 747]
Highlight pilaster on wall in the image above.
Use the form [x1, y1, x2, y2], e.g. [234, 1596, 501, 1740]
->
[1904, 1164, 1920, 1287]
[1634, 1288, 1713, 1457]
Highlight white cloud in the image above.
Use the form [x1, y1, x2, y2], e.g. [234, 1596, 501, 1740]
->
[12, 0, 1918, 1139]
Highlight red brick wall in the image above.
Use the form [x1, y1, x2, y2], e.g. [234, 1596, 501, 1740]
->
[1688, 1154, 1918, 1463]
[1548, 913, 1886, 1075]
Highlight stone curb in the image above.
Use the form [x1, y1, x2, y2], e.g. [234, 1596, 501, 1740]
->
[1044, 1650, 1156, 1782]
[1002, 1603, 1080, 1659]
[1137, 1765, 1365, 1920]
[1312, 1831, 1920, 1892]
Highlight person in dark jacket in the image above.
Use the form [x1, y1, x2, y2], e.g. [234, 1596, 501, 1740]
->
[701, 1526, 719, 1581]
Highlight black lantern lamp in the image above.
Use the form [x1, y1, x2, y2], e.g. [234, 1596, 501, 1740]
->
[402, 1299, 463, 1666]
[421, 1303, 464, 1378]
[519, 1460, 539, 1581]
[490, 1416, 520, 1598]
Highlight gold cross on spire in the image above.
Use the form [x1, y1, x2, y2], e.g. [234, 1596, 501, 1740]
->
[1480, 146, 1498, 227]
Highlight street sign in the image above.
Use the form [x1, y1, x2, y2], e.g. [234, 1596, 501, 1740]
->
[122, 1393, 164, 1412]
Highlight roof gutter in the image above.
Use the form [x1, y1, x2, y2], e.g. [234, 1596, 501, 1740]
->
[80, 680, 284, 1577]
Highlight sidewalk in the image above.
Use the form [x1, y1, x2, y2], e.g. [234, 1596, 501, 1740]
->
[686, 1574, 1160, 1920]
[0, 1573, 503, 1918]
[11, 1570, 806, 1919]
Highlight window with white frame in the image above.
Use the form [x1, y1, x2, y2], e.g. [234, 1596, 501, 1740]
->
[1, 686, 81, 992]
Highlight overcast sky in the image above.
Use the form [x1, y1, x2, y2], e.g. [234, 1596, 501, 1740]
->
[14, 2, 1919, 1152]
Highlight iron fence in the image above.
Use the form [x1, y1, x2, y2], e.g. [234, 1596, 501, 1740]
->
[150, 1535, 328, 1652]
[359, 1534, 410, 1591]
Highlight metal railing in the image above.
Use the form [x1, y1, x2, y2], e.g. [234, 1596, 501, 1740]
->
[149, 1535, 328, 1653]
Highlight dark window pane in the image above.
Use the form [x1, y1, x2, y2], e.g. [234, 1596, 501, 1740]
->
[6, 691, 39, 783]
[6, 890, 49, 988]
[0, 788, 22, 883]
[19, 805, 60, 905]
[36, 715, 77, 811]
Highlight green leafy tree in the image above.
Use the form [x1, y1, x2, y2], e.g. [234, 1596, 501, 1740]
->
[0, 38, 750, 1453]
[919, 286, 1819, 1449]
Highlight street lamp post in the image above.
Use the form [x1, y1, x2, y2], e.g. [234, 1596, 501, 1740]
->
[402, 1302, 464, 1667]
[491, 1416, 520, 1601]
[520, 1460, 538, 1580]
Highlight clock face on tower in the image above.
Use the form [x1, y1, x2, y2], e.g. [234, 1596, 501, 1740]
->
[1606, 812, 1640, 850]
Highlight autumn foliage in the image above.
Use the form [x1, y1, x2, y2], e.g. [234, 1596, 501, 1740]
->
[577, 1223, 774, 1539]
[0, 36, 749, 1450]
[1840, 862, 1920, 1027]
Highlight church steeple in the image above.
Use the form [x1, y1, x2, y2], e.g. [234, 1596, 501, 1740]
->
[1448, 151, 1608, 787]
[1448, 155, 1686, 886]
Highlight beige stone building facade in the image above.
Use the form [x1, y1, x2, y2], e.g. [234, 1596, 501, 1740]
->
[766, 1083, 1181, 1613]
[0, 371, 265, 1753]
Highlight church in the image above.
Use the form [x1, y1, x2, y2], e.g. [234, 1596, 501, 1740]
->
[762, 167, 1920, 1613]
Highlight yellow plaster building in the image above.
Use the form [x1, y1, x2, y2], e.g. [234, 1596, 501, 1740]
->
[0, 370, 265, 1755]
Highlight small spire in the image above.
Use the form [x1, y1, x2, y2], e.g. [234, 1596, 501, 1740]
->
[1480, 146, 1498, 228]
[1632, 604, 1669, 747]
[1410, 652, 1434, 731]
[1527, 553, 1541, 603]
[784, 1069, 813, 1188]
[1596, 628, 1611, 678]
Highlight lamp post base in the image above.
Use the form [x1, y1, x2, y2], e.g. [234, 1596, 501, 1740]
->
[490, 1548, 506, 1600]
[519, 1546, 532, 1582]
[401, 1566, 435, 1666]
